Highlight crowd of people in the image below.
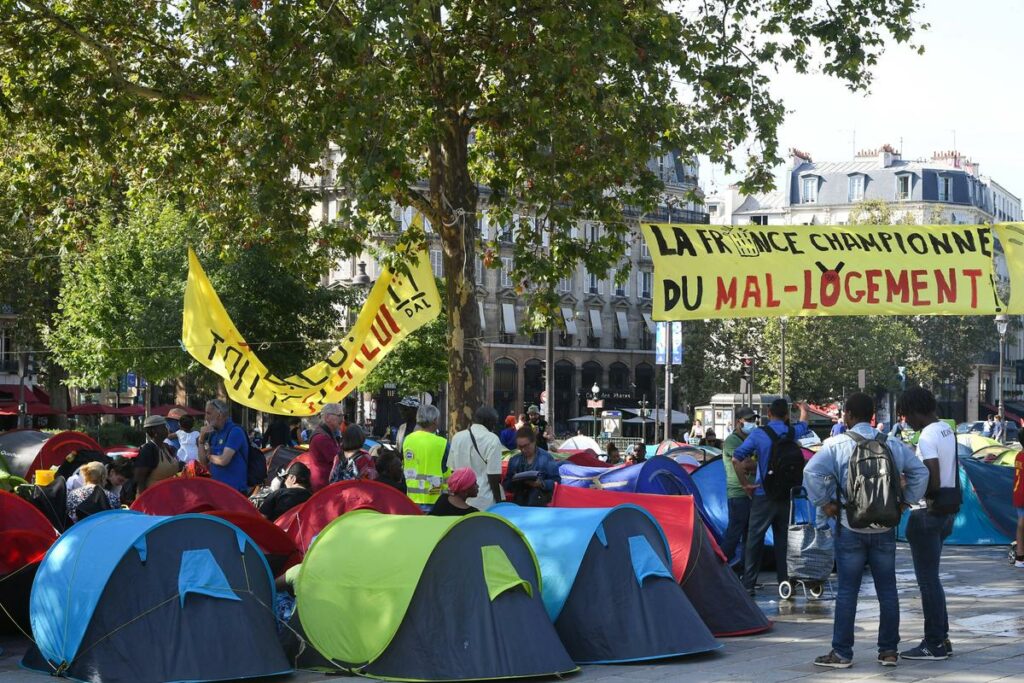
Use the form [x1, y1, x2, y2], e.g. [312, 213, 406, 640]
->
[721, 389, 981, 669]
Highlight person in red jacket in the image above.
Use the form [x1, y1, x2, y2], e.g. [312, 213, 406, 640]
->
[295, 403, 344, 491]
[1014, 451, 1024, 568]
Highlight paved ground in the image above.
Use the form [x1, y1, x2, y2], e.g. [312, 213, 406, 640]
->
[2, 544, 1021, 682]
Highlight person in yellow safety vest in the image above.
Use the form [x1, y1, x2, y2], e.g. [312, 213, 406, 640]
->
[403, 404, 449, 511]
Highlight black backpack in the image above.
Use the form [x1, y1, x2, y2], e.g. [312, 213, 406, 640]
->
[762, 426, 806, 502]
[843, 432, 903, 529]
[245, 432, 268, 488]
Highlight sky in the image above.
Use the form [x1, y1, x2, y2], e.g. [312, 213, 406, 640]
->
[703, 0, 1024, 198]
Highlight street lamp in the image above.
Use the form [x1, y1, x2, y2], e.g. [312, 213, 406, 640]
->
[995, 314, 1009, 444]
[349, 262, 374, 426]
[590, 383, 601, 439]
[779, 316, 788, 398]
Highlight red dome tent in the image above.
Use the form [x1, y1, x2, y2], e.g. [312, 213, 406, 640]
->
[0, 490, 58, 634]
[551, 485, 770, 637]
[130, 477, 257, 516]
[275, 479, 421, 553]
[205, 510, 302, 577]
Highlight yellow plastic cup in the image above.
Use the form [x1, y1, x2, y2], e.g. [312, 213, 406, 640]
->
[34, 469, 55, 486]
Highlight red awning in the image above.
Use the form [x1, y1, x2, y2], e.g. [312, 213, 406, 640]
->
[112, 405, 146, 416]
[67, 404, 117, 416]
[151, 404, 204, 417]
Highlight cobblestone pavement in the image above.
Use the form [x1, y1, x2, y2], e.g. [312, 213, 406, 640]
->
[3, 544, 1021, 682]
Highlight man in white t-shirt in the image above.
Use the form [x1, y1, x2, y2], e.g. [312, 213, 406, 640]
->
[445, 406, 504, 509]
[899, 387, 956, 662]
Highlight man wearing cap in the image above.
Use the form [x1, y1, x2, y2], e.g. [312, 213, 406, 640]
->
[164, 406, 186, 453]
[527, 405, 549, 450]
[395, 396, 420, 452]
[722, 407, 759, 571]
[294, 402, 344, 492]
[135, 415, 181, 496]
[198, 399, 250, 492]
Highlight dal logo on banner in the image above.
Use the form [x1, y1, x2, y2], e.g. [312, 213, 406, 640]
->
[641, 222, 1024, 320]
[182, 247, 441, 415]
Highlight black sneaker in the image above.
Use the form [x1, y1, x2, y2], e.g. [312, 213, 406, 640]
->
[901, 642, 949, 660]
[944, 639, 953, 657]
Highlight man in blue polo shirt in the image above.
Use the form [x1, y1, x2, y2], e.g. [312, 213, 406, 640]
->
[733, 398, 810, 594]
[198, 398, 249, 492]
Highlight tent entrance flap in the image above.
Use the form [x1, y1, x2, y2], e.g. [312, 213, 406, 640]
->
[482, 545, 532, 600]
[178, 548, 241, 606]
[628, 535, 674, 586]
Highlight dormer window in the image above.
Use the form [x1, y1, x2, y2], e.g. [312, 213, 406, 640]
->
[848, 174, 865, 202]
[938, 175, 952, 202]
[896, 174, 911, 201]
[801, 176, 818, 203]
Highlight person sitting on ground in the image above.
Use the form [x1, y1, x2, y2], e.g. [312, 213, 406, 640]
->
[375, 449, 407, 493]
[258, 462, 313, 522]
[330, 424, 377, 483]
[502, 426, 560, 506]
[699, 428, 723, 449]
[176, 414, 200, 464]
[605, 443, 622, 465]
[66, 462, 120, 522]
[105, 458, 132, 498]
[135, 415, 181, 495]
[429, 467, 479, 516]
[499, 415, 518, 451]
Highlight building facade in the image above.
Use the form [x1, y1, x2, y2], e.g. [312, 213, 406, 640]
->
[708, 146, 1022, 226]
[315, 151, 707, 434]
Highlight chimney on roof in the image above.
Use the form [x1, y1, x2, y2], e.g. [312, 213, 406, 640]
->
[790, 147, 812, 169]
[879, 143, 900, 168]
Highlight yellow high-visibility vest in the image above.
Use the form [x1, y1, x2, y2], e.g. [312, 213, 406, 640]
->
[402, 430, 448, 505]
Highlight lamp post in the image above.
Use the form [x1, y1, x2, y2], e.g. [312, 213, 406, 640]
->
[995, 314, 1009, 444]
[350, 262, 373, 426]
[590, 382, 600, 439]
[779, 316, 788, 398]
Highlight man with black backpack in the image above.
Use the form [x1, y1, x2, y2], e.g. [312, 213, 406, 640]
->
[733, 398, 812, 595]
[804, 392, 928, 669]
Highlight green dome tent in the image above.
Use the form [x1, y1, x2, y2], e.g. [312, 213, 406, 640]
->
[294, 510, 577, 681]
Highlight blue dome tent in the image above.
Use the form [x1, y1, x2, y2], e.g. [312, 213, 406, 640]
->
[492, 503, 720, 664]
[24, 510, 289, 682]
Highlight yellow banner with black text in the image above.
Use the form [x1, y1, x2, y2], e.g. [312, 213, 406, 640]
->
[182, 248, 441, 415]
[641, 223, 1024, 320]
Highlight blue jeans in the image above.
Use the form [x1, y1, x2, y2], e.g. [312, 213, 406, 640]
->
[833, 525, 900, 660]
[722, 496, 752, 567]
[742, 495, 789, 590]
[905, 509, 953, 647]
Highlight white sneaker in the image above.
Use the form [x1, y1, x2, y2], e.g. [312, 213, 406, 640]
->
[1014, 559, 1024, 568]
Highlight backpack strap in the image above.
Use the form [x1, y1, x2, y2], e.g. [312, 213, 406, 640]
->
[764, 427, 780, 443]
[845, 431, 866, 445]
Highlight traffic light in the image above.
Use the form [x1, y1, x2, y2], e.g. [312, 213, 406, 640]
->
[740, 356, 754, 382]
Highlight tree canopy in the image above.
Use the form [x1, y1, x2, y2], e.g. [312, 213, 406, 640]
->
[1, 0, 926, 426]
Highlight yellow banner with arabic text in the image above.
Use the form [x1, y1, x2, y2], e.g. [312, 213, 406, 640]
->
[641, 222, 1024, 320]
[182, 248, 441, 415]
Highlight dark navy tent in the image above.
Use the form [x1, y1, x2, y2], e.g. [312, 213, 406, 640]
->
[492, 503, 719, 663]
[24, 510, 290, 682]
[692, 457, 774, 554]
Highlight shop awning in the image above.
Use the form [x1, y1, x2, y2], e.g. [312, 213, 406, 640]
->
[616, 311, 629, 338]
[642, 313, 656, 334]
[588, 309, 603, 338]
[561, 308, 578, 336]
[501, 303, 517, 335]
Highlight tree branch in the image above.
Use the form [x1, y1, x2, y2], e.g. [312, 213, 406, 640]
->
[21, 0, 212, 102]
